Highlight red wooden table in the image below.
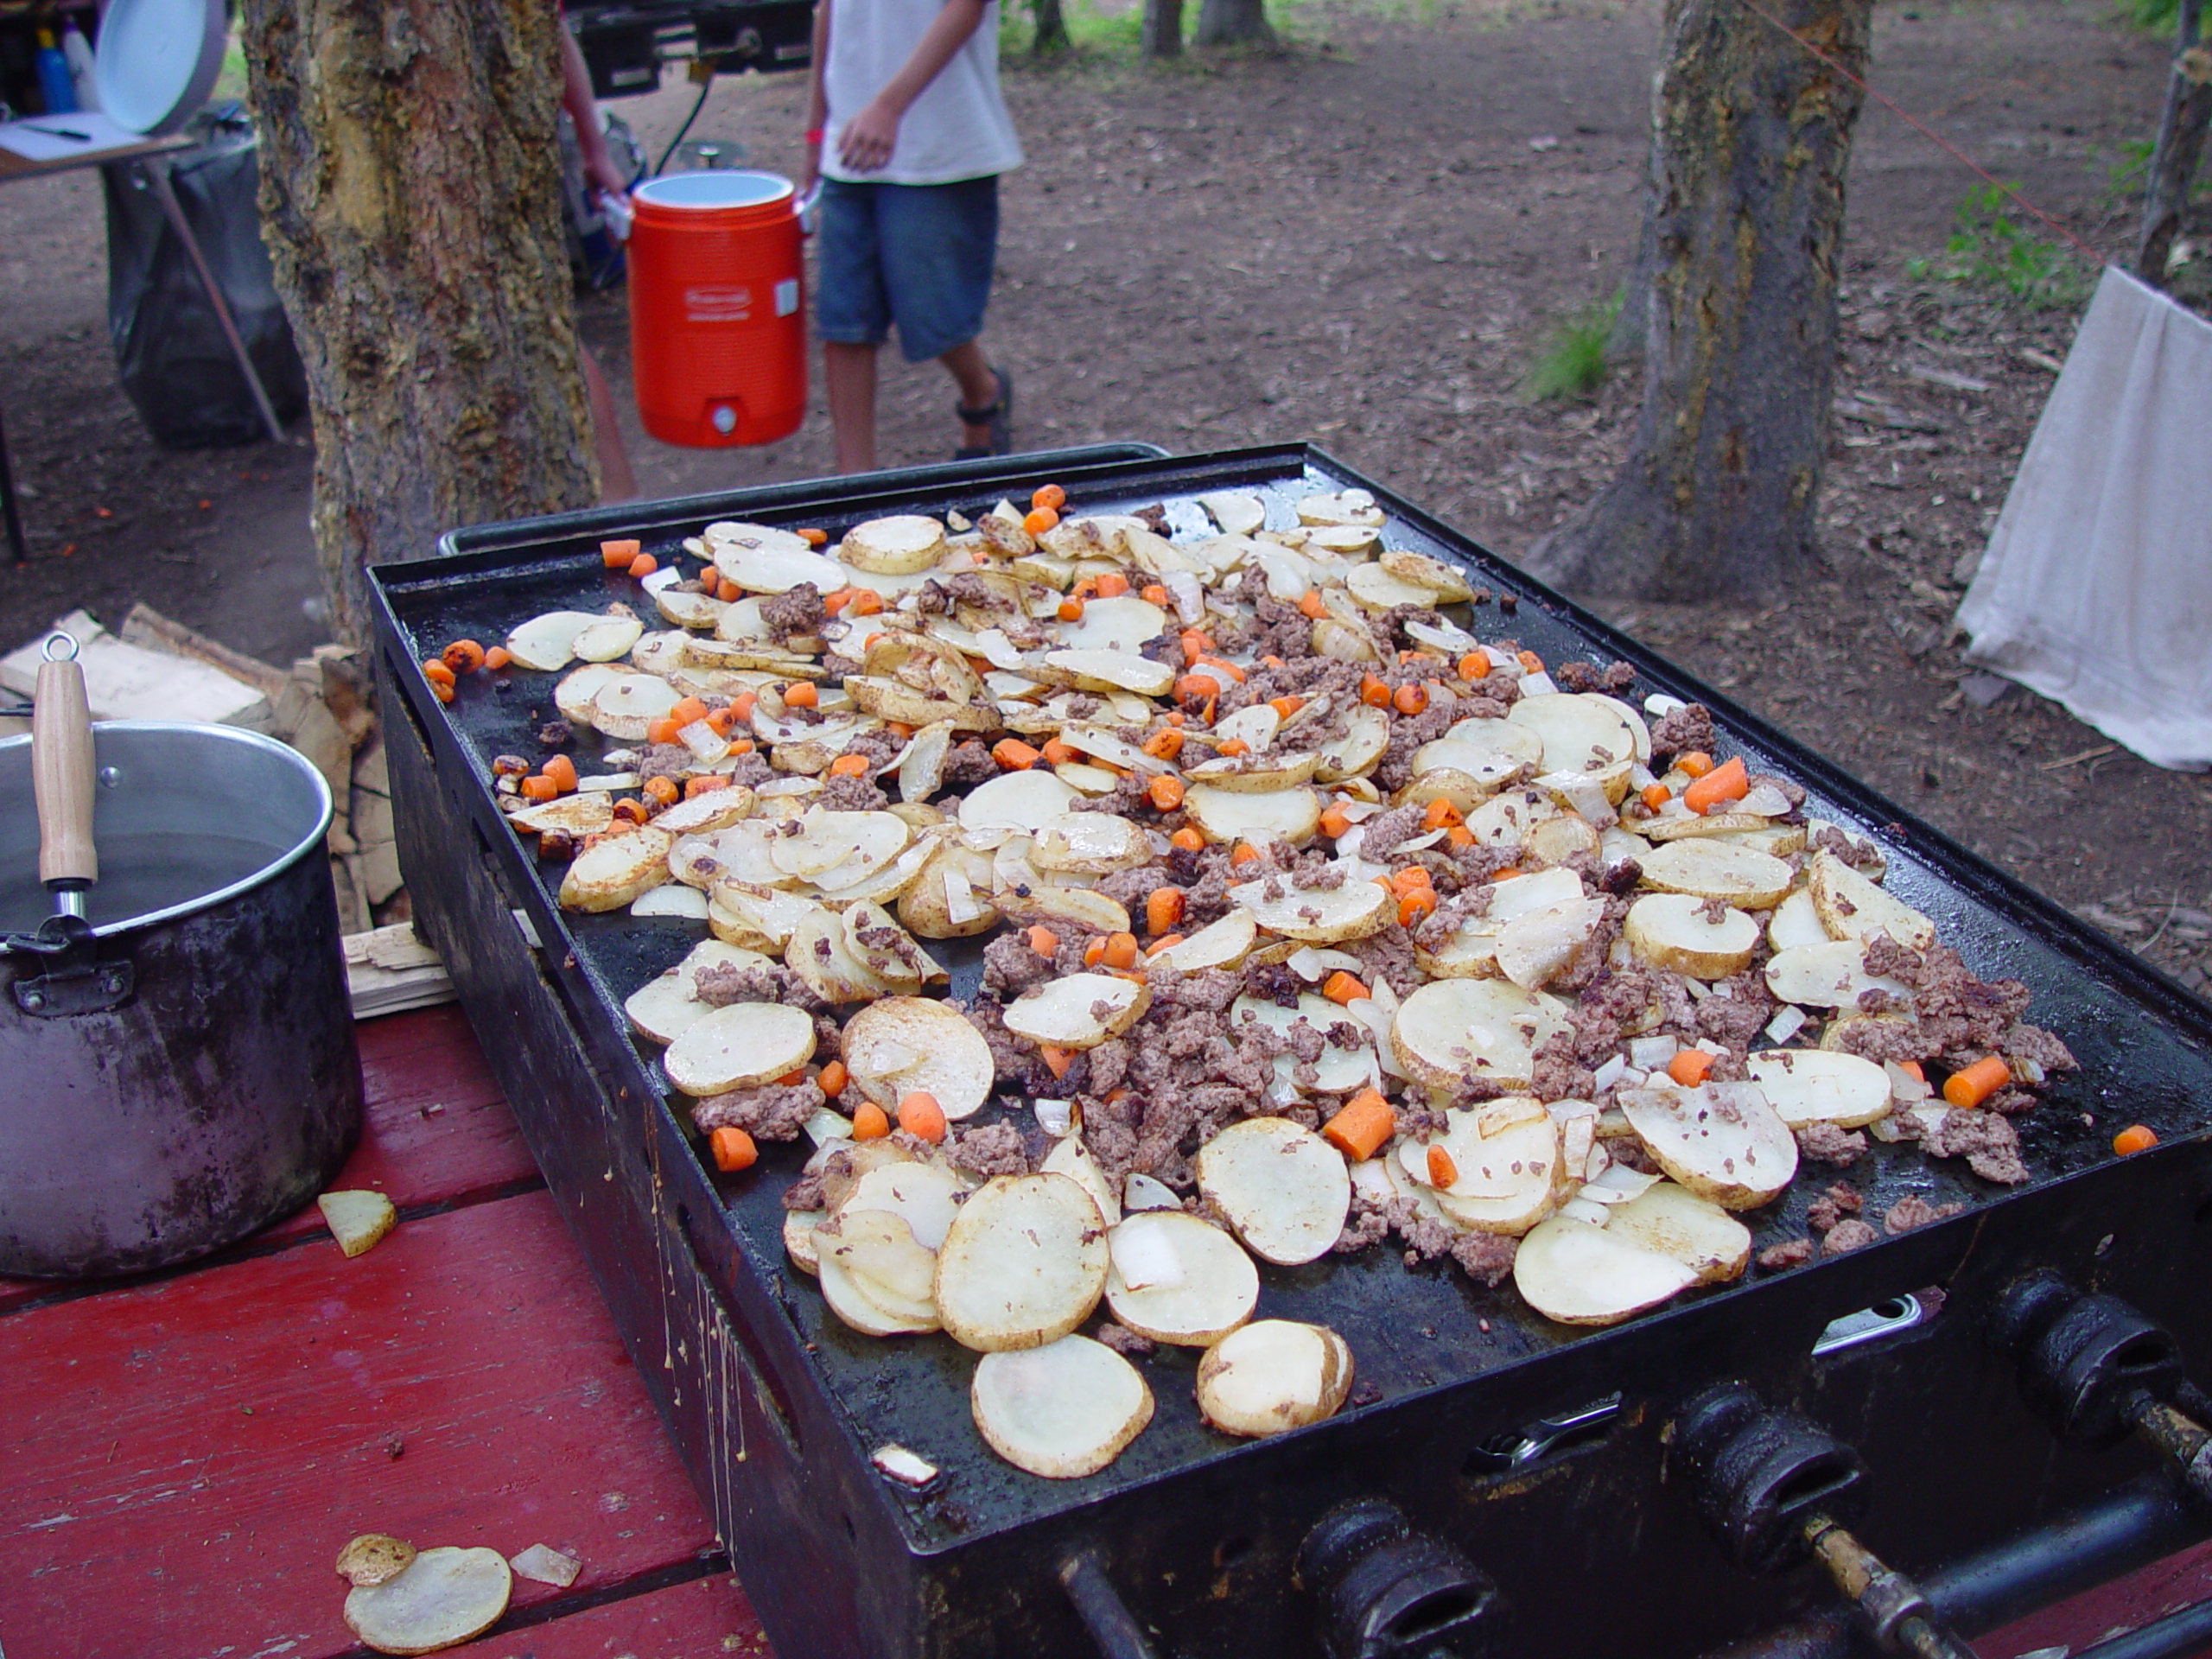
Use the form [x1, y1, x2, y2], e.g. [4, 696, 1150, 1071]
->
[0, 1004, 2202, 1659]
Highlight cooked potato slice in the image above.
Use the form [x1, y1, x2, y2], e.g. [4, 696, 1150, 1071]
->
[1390, 978, 1573, 1091]
[819, 1207, 940, 1325]
[1616, 1083, 1798, 1209]
[837, 902, 944, 993]
[1230, 874, 1393, 944]
[1041, 1135, 1121, 1227]
[1198, 490, 1267, 536]
[1196, 1320, 1354, 1438]
[1316, 705, 1391, 782]
[1038, 649, 1179, 697]
[1103, 1211, 1258, 1345]
[573, 614, 645, 662]
[507, 792, 615, 838]
[708, 524, 842, 592]
[784, 1207, 824, 1275]
[1032, 812, 1152, 876]
[899, 838, 1001, 938]
[1764, 940, 1916, 1009]
[662, 1001, 817, 1096]
[1463, 787, 1560, 849]
[971, 1335, 1154, 1478]
[841, 514, 948, 575]
[934, 1173, 1109, 1351]
[785, 906, 895, 1005]
[960, 769, 1082, 835]
[842, 674, 1000, 733]
[1195, 1116, 1351, 1266]
[1507, 694, 1639, 795]
[1145, 908, 1258, 973]
[1746, 1049, 1892, 1129]
[1379, 548, 1477, 602]
[336, 1533, 416, 1589]
[1231, 993, 1377, 1094]
[1522, 814, 1602, 870]
[1184, 750, 1324, 792]
[319, 1189, 397, 1258]
[1494, 896, 1606, 990]
[592, 674, 683, 741]
[1296, 490, 1384, 528]
[1624, 893, 1760, 979]
[1413, 729, 1543, 793]
[1184, 784, 1324, 845]
[836, 1161, 967, 1251]
[343, 1546, 512, 1656]
[1344, 560, 1441, 613]
[553, 661, 631, 727]
[1766, 887, 1830, 953]
[1056, 594, 1169, 653]
[817, 1249, 939, 1338]
[994, 880, 1133, 937]
[1002, 973, 1150, 1049]
[1637, 838, 1794, 910]
[842, 997, 995, 1122]
[1408, 1100, 1568, 1235]
[1513, 1216, 1700, 1327]
[1603, 1182, 1751, 1283]
[622, 968, 715, 1045]
[505, 609, 608, 672]
[558, 827, 674, 912]
[1807, 849, 1936, 951]
[769, 810, 911, 887]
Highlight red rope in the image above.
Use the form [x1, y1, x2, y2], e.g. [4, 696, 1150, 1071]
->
[1729, 0, 2108, 265]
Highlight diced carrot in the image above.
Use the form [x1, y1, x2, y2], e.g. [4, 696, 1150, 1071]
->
[1071, 578, 1099, 602]
[1669, 1048, 1718, 1087]
[442, 639, 486, 674]
[1094, 572, 1130, 599]
[699, 564, 721, 589]
[1039, 1046, 1076, 1080]
[671, 696, 710, 726]
[1359, 674, 1392, 709]
[1023, 507, 1059, 536]
[852, 1102, 891, 1141]
[1230, 842, 1262, 868]
[628, 553, 658, 578]
[817, 1059, 849, 1098]
[541, 754, 578, 792]
[1147, 888, 1186, 937]
[1027, 925, 1061, 957]
[519, 775, 559, 802]
[1942, 1055, 2012, 1109]
[847, 588, 884, 616]
[709, 1127, 758, 1173]
[828, 753, 870, 778]
[1897, 1060, 1925, 1082]
[484, 646, 512, 671]
[643, 775, 679, 806]
[728, 691, 760, 722]
[993, 738, 1041, 771]
[716, 579, 742, 602]
[1147, 774, 1185, 811]
[1319, 801, 1353, 840]
[1217, 738, 1250, 759]
[784, 681, 818, 708]
[1457, 649, 1491, 681]
[647, 717, 683, 746]
[822, 587, 854, 615]
[886, 721, 916, 740]
[1683, 755, 1748, 816]
[1427, 1144, 1459, 1189]
[1146, 933, 1186, 956]
[685, 776, 731, 798]
[1446, 826, 1475, 849]
[1057, 597, 1086, 622]
[1517, 650, 1543, 672]
[2113, 1123, 2158, 1156]
[601, 538, 640, 567]
[1640, 783, 1672, 812]
[726, 738, 755, 756]
[898, 1091, 947, 1143]
[1084, 938, 1107, 968]
[1196, 654, 1245, 683]
[1032, 484, 1067, 512]
[1096, 931, 1140, 971]
[1398, 891, 1437, 926]
[1141, 584, 1170, 607]
[1321, 1090, 1398, 1162]
[1675, 751, 1714, 779]
[1174, 674, 1217, 707]
[613, 798, 649, 825]
[1421, 798, 1463, 830]
[1297, 590, 1329, 620]
[796, 526, 829, 547]
[1169, 825, 1206, 853]
[1179, 629, 1216, 665]
[1040, 738, 1077, 766]
[705, 708, 738, 736]
[1264, 700, 1304, 727]
[1142, 728, 1185, 760]
[1262, 654, 1287, 671]
[1393, 682, 1429, 716]
[1490, 867, 1522, 882]
[1322, 970, 1369, 1006]
[1389, 867, 1433, 899]
[421, 659, 456, 690]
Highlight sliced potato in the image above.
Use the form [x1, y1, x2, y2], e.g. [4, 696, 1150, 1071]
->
[1345, 560, 1442, 613]
[819, 1208, 940, 1328]
[1296, 490, 1384, 528]
[707, 523, 842, 592]
[1230, 875, 1393, 944]
[1038, 649, 1178, 698]
[837, 902, 944, 993]
[1414, 724, 1544, 791]
[842, 997, 995, 1122]
[1001, 973, 1151, 1049]
[785, 906, 894, 1005]
[1624, 893, 1760, 979]
[1379, 548, 1477, 602]
[1057, 594, 1168, 653]
[1042, 1135, 1121, 1228]
[592, 674, 683, 741]
[1637, 838, 1795, 910]
[1522, 814, 1602, 870]
[817, 1248, 939, 1338]
[1184, 750, 1324, 793]
[1390, 978, 1573, 1091]
[506, 792, 615, 838]
[1103, 1211, 1259, 1346]
[934, 1173, 1109, 1351]
[1463, 788, 1561, 849]
[784, 1207, 824, 1274]
[1195, 1116, 1351, 1266]
[994, 880, 1133, 937]
[336, 1534, 416, 1589]
[1316, 705, 1391, 782]
[1032, 813, 1152, 876]
[343, 1546, 512, 1656]
[836, 1161, 967, 1251]
[960, 769, 1081, 835]
[899, 838, 1001, 938]
[971, 1335, 1154, 1478]
[842, 514, 948, 575]
[1198, 490, 1267, 536]
[554, 661, 632, 728]
[1616, 1083, 1798, 1209]
[1507, 695, 1639, 796]
[558, 827, 674, 912]
[1808, 849, 1936, 951]
[1411, 1097, 1568, 1235]
[1196, 1320, 1354, 1438]
[318, 1189, 397, 1258]
[1183, 784, 1323, 846]
[1494, 896, 1606, 990]
[1766, 887, 1830, 953]
[1603, 1181, 1751, 1283]
[1146, 908, 1259, 973]
[573, 613, 645, 662]
[623, 968, 715, 1045]
[662, 1001, 817, 1096]
[1513, 1216, 1700, 1327]
[1764, 940, 1916, 1009]
[842, 674, 1000, 733]
[1231, 994, 1377, 1094]
[1746, 1049, 1893, 1130]
[505, 609, 607, 672]
[655, 588, 731, 630]
[769, 810, 911, 887]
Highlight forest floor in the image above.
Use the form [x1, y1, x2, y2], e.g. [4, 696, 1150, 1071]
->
[2, 0, 2209, 992]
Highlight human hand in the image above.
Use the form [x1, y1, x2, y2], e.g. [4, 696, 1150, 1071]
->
[836, 99, 901, 174]
[584, 149, 631, 207]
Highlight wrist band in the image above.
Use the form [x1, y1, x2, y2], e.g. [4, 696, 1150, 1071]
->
[804, 127, 823, 143]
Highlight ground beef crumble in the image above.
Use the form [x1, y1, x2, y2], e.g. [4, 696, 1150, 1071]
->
[1883, 1194, 1964, 1235]
[692, 1078, 823, 1141]
[1095, 1322, 1157, 1358]
[1796, 1123, 1870, 1166]
[1758, 1237, 1815, 1271]
[1921, 1108, 2030, 1185]
[1821, 1218, 1879, 1255]
[944, 1122, 1031, 1179]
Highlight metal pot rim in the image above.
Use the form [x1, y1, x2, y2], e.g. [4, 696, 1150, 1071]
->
[0, 720, 333, 939]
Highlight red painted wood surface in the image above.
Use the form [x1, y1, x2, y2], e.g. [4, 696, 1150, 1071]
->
[466, 1574, 771, 1659]
[1980, 1539, 2212, 1658]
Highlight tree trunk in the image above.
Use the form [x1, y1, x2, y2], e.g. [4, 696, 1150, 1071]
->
[1193, 0, 1274, 48]
[2134, 0, 2211, 288]
[1032, 0, 1071, 55]
[1143, 0, 1185, 58]
[241, 0, 598, 645]
[1523, 0, 1871, 602]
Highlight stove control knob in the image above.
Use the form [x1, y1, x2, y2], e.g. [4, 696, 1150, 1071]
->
[1295, 1498, 1500, 1659]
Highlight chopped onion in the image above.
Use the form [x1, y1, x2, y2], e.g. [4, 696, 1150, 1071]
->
[1581, 1163, 1663, 1203]
[1682, 976, 1713, 1001]
[602, 747, 641, 769]
[1737, 784, 1794, 817]
[576, 772, 639, 792]
[1583, 1141, 1612, 1183]
[1406, 617, 1478, 652]
[1558, 1196, 1612, 1227]
[1540, 770, 1611, 823]
[641, 565, 682, 595]
[942, 866, 984, 926]
[1145, 829, 1175, 857]
[1122, 1173, 1181, 1211]
[1520, 671, 1559, 696]
[1627, 763, 1657, 792]
[1109, 1224, 1186, 1293]
[1395, 827, 1448, 855]
[1033, 1097, 1074, 1137]
[1335, 798, 1384, 824]
[679, 719, 731, 763]
[1164, 571, 1207, 626]
[1591, 1052, 1628, 1092]
[1644, 693, 1687, 717]
[804, 1108, 855, 1147]
[1885, 1062, 1933, 1103]
[1764, 1005, 1808, 1045]
[872, 1444, 939, 1487]
[2012, 1058, 2045, 1086]
[1628, 1034, 1679, 1071]
[1618, 1065, 1648, 1087]
[974, 628, 1025, 670]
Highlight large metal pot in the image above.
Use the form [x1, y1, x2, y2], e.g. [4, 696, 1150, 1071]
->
[0, 699, 364, 1277]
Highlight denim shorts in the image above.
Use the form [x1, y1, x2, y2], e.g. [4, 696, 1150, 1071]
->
[814, 175, 999, 364]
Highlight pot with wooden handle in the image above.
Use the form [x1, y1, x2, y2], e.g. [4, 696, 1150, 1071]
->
[0, 632, 363, 1277]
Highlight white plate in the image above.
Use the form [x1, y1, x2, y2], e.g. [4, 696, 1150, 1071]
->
[95, 0, 226, 137]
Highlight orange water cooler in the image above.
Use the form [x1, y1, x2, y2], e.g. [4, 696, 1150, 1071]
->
[626, 172, 806, 447]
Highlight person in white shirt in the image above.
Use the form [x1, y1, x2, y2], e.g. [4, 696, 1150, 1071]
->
[802, 0, 1022, 472]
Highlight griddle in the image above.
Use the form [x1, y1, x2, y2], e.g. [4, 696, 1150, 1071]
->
[369, 443, 2212, 1659]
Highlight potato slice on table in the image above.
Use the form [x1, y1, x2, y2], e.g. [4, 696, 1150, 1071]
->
[1002, 973, 1150, 1049]
[1197, 1320, 1355, 1438]
[971, 1334, 1154, 1478]
[1602, 1181, 1751, 1282]
[1637, 838, 1794, 910]
[934, 1173, 1109, 1351]
[842, 514, 948, 575]
[1103, 1211, 1259, 1346]
[842, 997, 995, 1122]
[1390, 978, 1573, 1092]
[1764, 940, 1915, 1009]
[1807, 849, 1936, 951]
[1195, 1116, 1351, 1266]
[1402, 1098, 1567, 1236]
[1616, 1083, 1797, 1209]
[1230, 874, 1393, 944]
[1745, 1049, 1892, 1130]
[558, 827, 674, 912]
[662, 1001, 817, 1096]
[574, 613, 645, 662]
[1624, 893, 1761, 979]
[1184, 784, 1324, 846]
[1512, 1215, 1701, 1327]
[343, 1546, 513, 1656]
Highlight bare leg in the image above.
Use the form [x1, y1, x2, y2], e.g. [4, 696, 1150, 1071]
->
[579, 346, 639, 502]
[825, 340, 881, 474]
[941, 339, 1001, 451]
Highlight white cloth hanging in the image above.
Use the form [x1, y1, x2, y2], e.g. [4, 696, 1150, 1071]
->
[1955, 264, 2212, 772]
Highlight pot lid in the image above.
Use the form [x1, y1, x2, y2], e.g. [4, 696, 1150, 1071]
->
[93, 0, 227, 138]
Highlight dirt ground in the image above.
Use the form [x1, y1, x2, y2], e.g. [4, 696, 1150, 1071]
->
[3, 0, 2209, 991]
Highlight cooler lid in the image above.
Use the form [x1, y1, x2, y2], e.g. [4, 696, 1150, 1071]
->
[632, 172, 795, 210]
[93, 0, 227, 137]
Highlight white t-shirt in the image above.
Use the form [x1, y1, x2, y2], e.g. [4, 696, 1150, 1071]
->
[820, 0, 1024, 186]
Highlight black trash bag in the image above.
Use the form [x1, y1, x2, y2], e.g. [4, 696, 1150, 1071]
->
[101, 106, 308, 450]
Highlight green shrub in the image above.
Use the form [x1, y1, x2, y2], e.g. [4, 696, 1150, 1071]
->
[1522, 289, 1623, 403]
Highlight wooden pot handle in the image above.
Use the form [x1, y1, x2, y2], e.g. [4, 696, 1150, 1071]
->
[32, 652, 98, 890]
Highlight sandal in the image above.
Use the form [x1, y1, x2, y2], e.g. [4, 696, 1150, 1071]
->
[953, 367, 1014, 460]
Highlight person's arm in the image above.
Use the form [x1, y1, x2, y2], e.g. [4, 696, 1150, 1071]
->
[801, 0, 831, 193]
[558, 16, 630, 203]
[836, 0, 988, 175]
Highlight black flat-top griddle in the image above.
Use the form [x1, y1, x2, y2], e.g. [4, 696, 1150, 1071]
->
[370, 444, 2212, 1659]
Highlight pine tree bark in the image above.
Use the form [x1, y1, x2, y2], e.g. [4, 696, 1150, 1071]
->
[1193, 0, 1274, 48]
[1524, 0, 1871, 601]
[1143, 0, 1185, 58]
[1032, 0, 1072, 55]
[241, 0, 598, 645]
[2134, 0, 2210, 287]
